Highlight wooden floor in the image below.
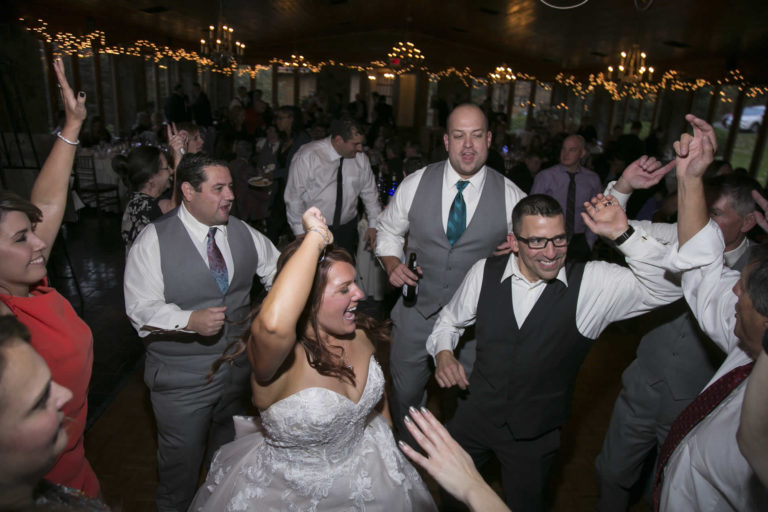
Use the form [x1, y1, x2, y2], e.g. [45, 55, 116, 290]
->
[66, 209, 651, 511]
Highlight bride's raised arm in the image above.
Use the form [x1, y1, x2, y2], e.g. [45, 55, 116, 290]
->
[248, 207, 333, 382]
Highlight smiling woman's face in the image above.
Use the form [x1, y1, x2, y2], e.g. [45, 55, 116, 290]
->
[0, 340, 73, 485]
[0, 211, 48, 296]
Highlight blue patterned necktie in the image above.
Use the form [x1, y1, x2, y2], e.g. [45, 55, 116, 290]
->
[446, 180, 470, 245]
[207, 227, 229, 294]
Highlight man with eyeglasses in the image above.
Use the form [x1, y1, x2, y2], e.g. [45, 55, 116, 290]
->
[427, 193, 685, 512]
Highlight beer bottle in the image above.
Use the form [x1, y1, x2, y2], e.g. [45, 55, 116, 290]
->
[402, 252, 418, 307]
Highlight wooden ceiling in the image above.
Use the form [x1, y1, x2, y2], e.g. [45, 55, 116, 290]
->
[9, 0, 768, 82]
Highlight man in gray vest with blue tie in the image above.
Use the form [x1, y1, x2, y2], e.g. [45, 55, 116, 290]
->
[376, 103, 527, 445]
[124, 154, 279, 511]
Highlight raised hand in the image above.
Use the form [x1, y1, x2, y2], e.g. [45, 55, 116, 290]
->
[301, 206, 334, 246]
[752, 189, 768, 233]
[673, 114, 717, 180]
[302, 206, 328, 232]
[167, 122, 188, 165]
[581, 193, 630, 240]
[52, 57, 86, 127]
[616, 155, 676, 193]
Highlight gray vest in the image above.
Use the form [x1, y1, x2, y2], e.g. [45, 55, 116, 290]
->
[406, 162, 508, 318]
[635, 241, 753, 398]
[149, 209, 259, 368]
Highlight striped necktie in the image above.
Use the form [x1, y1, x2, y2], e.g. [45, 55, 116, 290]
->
[652, 361, 754, 511]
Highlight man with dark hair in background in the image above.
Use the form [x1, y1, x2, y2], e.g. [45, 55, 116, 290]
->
[284, 115, 381, 255]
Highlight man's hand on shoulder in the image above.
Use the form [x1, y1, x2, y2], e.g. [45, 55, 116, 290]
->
[186, 306, 227, 336]
[435, 350, 469, 390]
[493, 238, 514, 256]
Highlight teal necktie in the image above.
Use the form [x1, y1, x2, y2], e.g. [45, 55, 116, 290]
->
[446, 180, 469, 245]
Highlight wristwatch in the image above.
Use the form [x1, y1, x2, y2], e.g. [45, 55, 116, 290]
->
[613, 225, 635, 246]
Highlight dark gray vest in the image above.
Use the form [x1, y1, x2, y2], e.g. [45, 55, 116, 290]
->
[149, 209, 258, 366]
[471, 255, 591, 439]
[406, 162, 508, 319]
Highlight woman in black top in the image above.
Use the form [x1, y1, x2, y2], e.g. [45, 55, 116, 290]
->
[113, 146, 173, 250]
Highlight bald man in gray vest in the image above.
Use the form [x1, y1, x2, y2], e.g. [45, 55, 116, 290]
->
[376, 104, 526, 443]
[124, 154, 279, 511]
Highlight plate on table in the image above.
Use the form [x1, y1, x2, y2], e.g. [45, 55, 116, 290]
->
[248, 177, 273, 188]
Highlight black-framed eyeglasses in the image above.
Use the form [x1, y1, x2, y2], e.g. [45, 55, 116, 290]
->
[514, 234, 569, 249]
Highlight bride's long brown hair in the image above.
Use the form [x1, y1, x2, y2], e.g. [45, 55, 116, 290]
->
[210, 236, 390, 384]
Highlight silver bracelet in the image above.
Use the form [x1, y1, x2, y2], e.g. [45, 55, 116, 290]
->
[306, 226, 331, 246]
[56, 131, 80, 146]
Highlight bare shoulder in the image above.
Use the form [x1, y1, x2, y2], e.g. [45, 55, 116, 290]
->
[354, 328, 376, 356]
[0, 301, 12, 316]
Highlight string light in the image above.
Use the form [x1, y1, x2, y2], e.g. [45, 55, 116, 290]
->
[19, 17, 768, 99]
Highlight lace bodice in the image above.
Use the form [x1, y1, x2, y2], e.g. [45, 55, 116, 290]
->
[259, 355, 384, 467]
[193, 355, 436, 511]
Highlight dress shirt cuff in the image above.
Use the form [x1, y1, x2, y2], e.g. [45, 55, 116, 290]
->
[426, 335, 458, 361]
[139, 310, 194, 335]
[374, 244, 405, 261]
[675, 220, 724, 269]
[604, 180, 631, 210]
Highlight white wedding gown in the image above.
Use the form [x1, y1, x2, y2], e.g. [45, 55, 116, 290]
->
[189, 355, 437, 511]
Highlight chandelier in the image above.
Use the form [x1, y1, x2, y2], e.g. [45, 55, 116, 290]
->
[387, 41, 424, 72]
[489, 65, 517, 83]
[199, 2, 244, 69]
[607, 44, 655, 83]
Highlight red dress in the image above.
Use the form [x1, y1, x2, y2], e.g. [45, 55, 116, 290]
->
[0, 280, 100, 497]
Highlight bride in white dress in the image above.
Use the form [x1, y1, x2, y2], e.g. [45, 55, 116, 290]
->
[190, 208, 437, 512]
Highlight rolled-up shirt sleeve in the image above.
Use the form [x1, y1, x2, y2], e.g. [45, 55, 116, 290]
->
[358, 156, 382, 228]
[426, 259, 486, 360]
[284, 148, 313, 235]
[245, 220, 279, 288]
[375, 168, 423, 259]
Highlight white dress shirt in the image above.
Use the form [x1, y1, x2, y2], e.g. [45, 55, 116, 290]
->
[124, 203, 279, 337]
[375, 161, 526, 260]
[426, 224, 691, 358]
[659, 220, 768, 512]
[284, 136, 381, 235]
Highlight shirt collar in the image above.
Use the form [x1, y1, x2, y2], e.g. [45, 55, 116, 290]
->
[322, 136, 343, 160]
[559, 164, 585, 175]
[724, 236, 750, 268]
[178, 202, 228, 243]
[443, 160, 486, 192]
[501, 253, 568, 287]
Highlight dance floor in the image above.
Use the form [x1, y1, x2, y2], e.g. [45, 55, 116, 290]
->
[60, 208, 649, 511]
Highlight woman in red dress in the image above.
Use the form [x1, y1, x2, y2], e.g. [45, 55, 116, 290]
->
[0, 58, 99, 497]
